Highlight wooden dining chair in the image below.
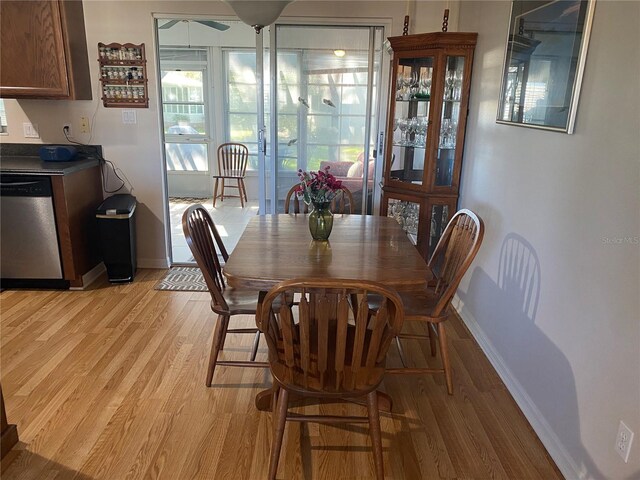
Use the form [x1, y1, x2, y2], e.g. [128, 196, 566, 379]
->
[213, 142, 249, 208]
[283, 184, 354, 214]
[384, 209, 484, 395]
[259, 279, 404, 480]
[182, 205, 268, 386]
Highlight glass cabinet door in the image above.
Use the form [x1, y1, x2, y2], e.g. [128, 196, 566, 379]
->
[389, 56, 434, 186]
[386, 197, 421, 246]
[435, 56, 465, 188]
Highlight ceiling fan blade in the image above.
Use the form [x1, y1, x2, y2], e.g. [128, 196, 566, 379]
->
[159, 19, 180, 29]
[195, 20, 230, 31]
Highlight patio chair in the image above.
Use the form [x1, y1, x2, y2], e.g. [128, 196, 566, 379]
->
[213, 143, 249, 208]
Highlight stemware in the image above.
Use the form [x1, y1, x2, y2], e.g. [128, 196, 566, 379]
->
[397, 118, 408, 146]
[393, 118, 400, 145]
[407, 117, 418, 146]
[445, 70, 456, 100]
[396, 73, 405, 101]
[453, 70, 463, 101]
[409, 71, 419, 99]
[420, 71, 432, 97]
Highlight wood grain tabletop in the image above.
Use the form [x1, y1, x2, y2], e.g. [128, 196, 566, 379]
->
[224, 214, 430, 291]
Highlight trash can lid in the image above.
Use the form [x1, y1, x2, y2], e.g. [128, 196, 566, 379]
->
[97, 194, 137, 216]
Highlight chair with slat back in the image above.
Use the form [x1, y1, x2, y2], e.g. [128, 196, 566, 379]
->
[182, 205, 268, 387]
[213, 142, 249, 208]
[259, 279, 404, 480]
[385, 208, 484, 394]
[283, 184, 355, 214]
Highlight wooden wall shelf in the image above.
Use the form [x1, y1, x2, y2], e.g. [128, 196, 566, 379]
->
[98, 42, 148, 108]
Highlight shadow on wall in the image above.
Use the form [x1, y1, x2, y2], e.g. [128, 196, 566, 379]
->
[457, 233, 606, 479]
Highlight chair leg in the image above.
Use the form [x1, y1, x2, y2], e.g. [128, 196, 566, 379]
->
[206, 314, 227, 387]
[213, 178, 219, 208]
[366, 390, 385, 480]
[395, 336, 408, 368]
[269, 388, 289, 480]
[238, 179, 245, 208]
[220, 180, 225, 202]
[429, 323, 437, 357]
[250, 331, 260, 361]
[437, 322, 453, 395]
[219, 315, 230, 351]
[240, 178, 248, 202]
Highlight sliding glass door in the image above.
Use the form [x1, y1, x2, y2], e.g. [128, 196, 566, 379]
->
[269, 25, 384, 214]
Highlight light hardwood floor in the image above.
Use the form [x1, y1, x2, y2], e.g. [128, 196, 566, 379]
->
[0, 270, 562, 479]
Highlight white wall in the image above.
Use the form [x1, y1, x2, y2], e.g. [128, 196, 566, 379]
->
[455, 1, 640, 478]
[0, 0, 454, 267]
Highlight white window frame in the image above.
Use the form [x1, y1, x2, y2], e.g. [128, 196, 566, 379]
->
[161, 58, 211, 173]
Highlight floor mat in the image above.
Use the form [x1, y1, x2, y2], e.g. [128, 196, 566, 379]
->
[155, 266, 208, 292]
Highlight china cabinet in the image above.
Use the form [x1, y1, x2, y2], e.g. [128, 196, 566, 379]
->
[381, 32, 477, 260]
[98, 43, 149, 108]
[0, 0, 92, 99]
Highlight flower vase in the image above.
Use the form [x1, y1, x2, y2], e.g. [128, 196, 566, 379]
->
[308, 202, 333, 241]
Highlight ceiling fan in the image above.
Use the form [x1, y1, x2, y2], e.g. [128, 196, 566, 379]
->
[159, 19, 230, 31]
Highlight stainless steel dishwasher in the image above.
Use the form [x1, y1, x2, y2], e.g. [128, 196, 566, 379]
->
[0, 174, 63, 280]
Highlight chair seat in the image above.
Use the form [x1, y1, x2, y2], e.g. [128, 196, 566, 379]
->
[212, 173, 244, 179]
[368, 288, 446, 322]
[399, 289, 448, 322]
[212, 288, 262, 316]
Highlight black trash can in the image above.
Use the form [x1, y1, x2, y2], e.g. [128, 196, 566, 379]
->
[96, 194, 137, 283]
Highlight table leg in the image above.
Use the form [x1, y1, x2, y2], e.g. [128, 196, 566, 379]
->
[256, 386, 277, 411]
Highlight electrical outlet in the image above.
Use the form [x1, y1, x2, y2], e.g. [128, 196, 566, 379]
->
[79, 116, 90, 134]
[63, 123, 72, 137]
[616, 421, 634, 463]
[23, 122, 39, 138]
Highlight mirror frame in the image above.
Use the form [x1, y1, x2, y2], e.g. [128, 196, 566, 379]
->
[496, 0, 596, 134]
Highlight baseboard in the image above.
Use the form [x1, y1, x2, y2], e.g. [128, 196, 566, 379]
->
[137, 257, 170, 269]
[452, 294, 584, 480]
[70, 262, 106, 290]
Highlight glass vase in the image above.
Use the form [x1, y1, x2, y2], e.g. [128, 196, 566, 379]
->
[308, 202, 333, 241]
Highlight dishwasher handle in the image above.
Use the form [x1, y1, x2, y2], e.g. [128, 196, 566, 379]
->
[0, 175, 53, 197]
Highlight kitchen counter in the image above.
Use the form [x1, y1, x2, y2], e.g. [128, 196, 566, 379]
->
[0, 156, 100, 175]
[0, 143, 102, 175]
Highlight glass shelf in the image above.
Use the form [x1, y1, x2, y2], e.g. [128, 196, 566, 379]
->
[395, 97, 431, 103]
[393, 143, 426, 149]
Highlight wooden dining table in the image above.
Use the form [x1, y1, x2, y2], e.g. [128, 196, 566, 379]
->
[223, 213, 431, 412]
[224, 214, 430, 292]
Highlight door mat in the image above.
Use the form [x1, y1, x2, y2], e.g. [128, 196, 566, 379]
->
[155, 266, 208, 292]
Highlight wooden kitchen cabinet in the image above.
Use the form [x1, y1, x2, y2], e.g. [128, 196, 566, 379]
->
[381, 32, 477, 261]
[0, 0, 92, 99]
[51, 164, 103, 288]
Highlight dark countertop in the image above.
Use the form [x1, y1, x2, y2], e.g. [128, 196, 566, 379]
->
[0, 143, 102, 175]
[0, 156, 100, 175]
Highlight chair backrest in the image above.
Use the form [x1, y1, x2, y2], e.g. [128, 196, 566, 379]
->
[259, 279, 404, 394]
[428, 209, 484, 317]
[217, 142, 249, 177]
[182, 205, 229, 311]
[283, 185, 355, 214]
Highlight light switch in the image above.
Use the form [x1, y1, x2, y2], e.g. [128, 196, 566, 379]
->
[122, 110, 137, 125]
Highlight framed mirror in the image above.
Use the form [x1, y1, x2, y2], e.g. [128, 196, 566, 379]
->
[497, 0, 596, 133]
